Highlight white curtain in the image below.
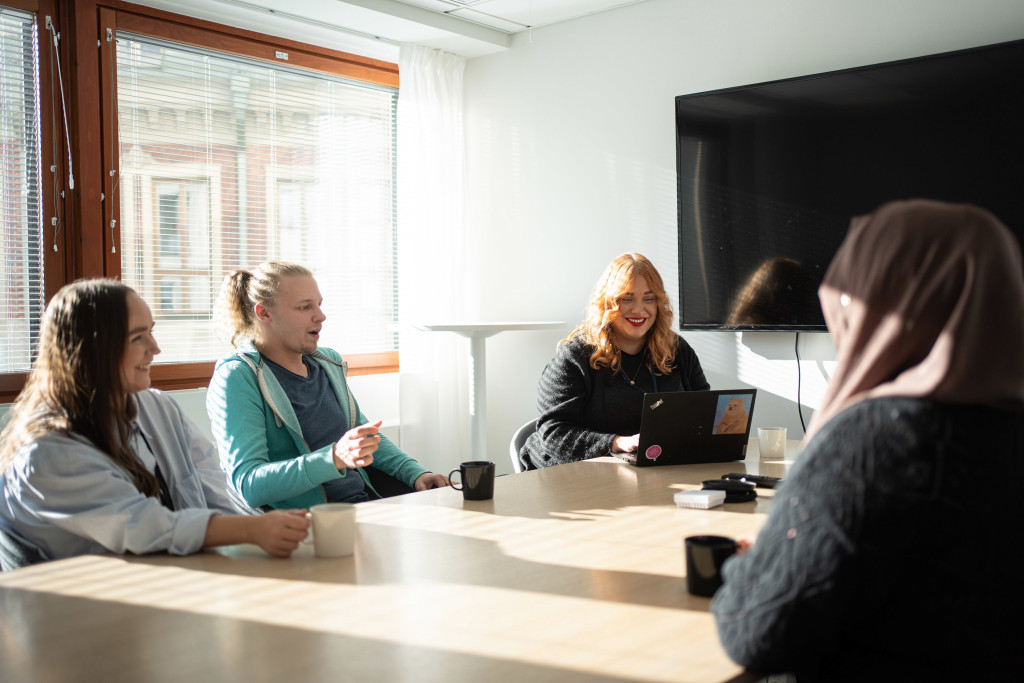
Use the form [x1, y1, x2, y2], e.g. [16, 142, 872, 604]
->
[397, 45, 469, 475]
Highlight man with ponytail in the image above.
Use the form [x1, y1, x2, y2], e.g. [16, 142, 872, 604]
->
[207, 262, 448, 510]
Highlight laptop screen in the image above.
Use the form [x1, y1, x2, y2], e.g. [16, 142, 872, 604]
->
[712, 393, 753, 436]
[637, 389, 757, 465]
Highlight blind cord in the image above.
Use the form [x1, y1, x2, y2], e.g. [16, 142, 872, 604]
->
[795, 332, 806, 434]
[107, 29, 118, 253]
[45, 17, 74, 193]
[45, 16, 63, 251]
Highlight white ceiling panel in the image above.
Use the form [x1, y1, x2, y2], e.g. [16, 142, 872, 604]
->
[120, 0, 655, 58]
[438, 0, 650, 28]
[447, 8, 529, 32]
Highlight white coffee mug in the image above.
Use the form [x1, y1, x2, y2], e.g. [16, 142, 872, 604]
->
[757, 427, 787, 459]
[305, 503, 357, 558]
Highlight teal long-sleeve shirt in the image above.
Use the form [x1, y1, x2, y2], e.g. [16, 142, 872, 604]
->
[206, 342, 428, 509]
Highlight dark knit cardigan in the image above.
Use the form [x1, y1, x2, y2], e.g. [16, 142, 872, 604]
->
[712, 397, 1024, 682]
[519, 335, 709, 470]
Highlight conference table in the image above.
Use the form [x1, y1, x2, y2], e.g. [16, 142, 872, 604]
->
[0, 440, 799, 683]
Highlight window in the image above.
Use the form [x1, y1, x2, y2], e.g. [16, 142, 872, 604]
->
[0, 5, 42, 374]
[114, 33, 399, 364]
[0, 4, 400, 400]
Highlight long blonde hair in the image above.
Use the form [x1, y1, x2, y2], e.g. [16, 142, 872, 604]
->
[213, 261, 313, 347]
[0, 280, 160, 498]
[567, 253, 678, 374]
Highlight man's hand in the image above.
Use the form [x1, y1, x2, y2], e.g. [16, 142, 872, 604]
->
[333, 420, 382, 469]
[414, 473, 450, 490]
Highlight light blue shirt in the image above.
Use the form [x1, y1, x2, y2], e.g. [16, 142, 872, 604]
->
[0, 389, 253, 562]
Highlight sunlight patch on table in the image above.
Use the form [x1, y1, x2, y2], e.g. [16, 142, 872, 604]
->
[0, 556, 737, 683]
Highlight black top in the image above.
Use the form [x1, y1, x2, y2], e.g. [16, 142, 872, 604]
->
[519, 335, 709, 469]
[712, 397, 1024, 681]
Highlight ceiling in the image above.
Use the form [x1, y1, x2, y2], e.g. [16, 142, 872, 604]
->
[125, 0, 652, 60]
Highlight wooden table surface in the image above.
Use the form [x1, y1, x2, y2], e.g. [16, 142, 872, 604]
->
[0, 444, 797, 683]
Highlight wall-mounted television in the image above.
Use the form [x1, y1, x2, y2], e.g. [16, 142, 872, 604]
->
[676, 39, 1024, 331]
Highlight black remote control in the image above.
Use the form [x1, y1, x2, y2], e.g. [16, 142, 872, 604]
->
[702, 479, 757, 503]
[722, 473, 782, 489]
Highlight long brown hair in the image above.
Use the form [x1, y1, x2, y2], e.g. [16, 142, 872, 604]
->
[0, 280, 160, 498]
[566, 253, 678, 374]
[213, 261, 313, 347]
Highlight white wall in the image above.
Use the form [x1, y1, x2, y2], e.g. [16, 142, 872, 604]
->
[459, 0, 1024, 473]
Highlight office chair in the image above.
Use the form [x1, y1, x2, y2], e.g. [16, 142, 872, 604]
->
[508, 419, 537, 474]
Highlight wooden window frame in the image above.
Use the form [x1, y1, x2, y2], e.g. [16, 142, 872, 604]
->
[0, 0, 399, 402]
[0, 0, 64, 402]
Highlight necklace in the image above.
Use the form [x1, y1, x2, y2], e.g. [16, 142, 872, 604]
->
[619, 349, 647, 386]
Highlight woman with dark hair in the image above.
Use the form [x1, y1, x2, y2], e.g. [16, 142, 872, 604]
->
[0, 280, 309, 568]
[519, 253, 709, 469]
[712, 200, 1024, 680]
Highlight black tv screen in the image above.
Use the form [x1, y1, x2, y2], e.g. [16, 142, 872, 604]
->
[676, 39, 1024, 331]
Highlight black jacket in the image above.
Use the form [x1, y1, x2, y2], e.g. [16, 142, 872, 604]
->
[520, 335, 709, 469]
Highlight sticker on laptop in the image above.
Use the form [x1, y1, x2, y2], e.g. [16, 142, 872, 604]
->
[645, 444, 662, 461]
[713, 394, 751, 435]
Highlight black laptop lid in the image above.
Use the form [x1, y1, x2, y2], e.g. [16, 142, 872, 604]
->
[634, 389, 757, 466]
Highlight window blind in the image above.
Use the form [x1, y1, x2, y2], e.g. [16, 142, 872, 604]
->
[115, 34, 399, 364]
[0, 6, 42, 374]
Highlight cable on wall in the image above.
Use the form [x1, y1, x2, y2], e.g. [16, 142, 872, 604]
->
[795, 332, 807, 435]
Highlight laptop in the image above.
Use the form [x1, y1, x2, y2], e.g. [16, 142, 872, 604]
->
[632, 389, 757, 466]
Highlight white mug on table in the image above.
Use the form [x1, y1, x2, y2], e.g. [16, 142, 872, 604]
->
[757, 427, 787, 459]
[303, 503, 357, 557]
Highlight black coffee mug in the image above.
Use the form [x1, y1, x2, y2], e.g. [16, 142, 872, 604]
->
[685, 535, 738, 597]
[448, 461, 495, 500]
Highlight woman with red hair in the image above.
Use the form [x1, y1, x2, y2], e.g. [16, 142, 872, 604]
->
[519, 253, 709, 469]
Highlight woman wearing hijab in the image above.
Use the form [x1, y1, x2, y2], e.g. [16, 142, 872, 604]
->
[711, 200, 1024, 680]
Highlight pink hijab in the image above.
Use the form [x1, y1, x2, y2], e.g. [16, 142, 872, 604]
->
[805, 199, 1024, 439]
